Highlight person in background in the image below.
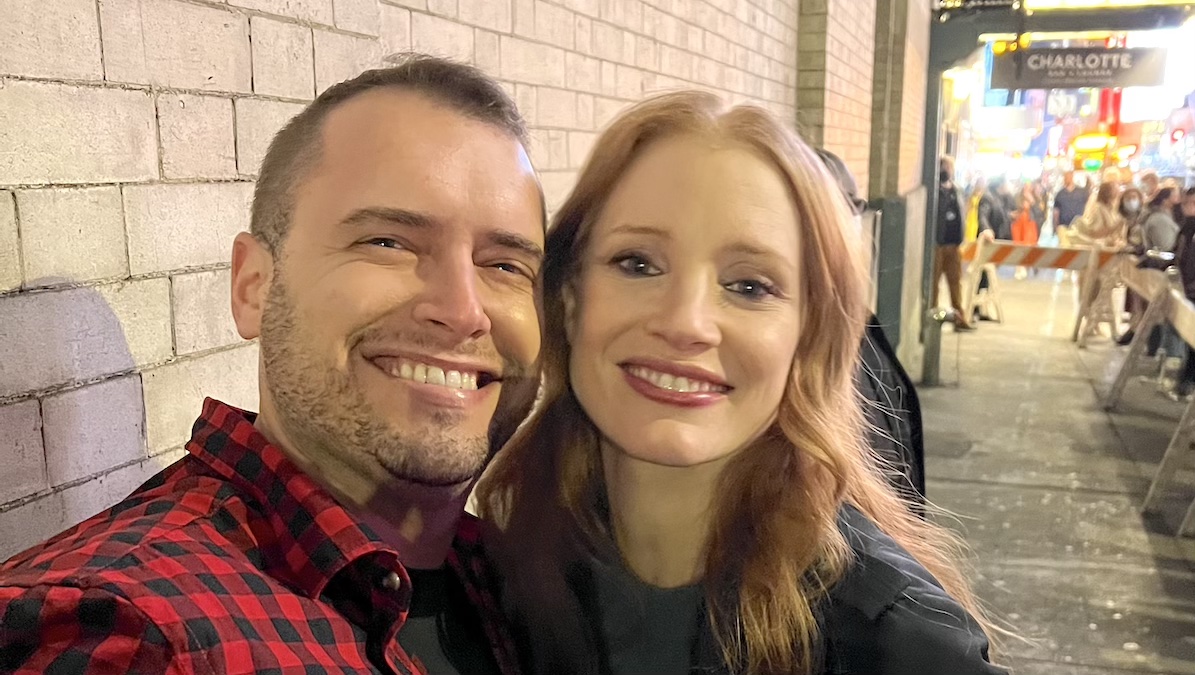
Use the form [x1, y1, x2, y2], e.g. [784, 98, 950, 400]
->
[1163, 188, 1195, 400]
[1138, 170, 1160, 201]
[816, 148, 928, 506]
[1142, 188, 1180, 253]
[477, 91, 1006, 675]
[1116, 186, 1149, 345]
[932, 156, 974, 330]
[965, 176, 985, 243]
[1053, 170, 1089, 235]
[1073, 181, 1124, 248]
[1011, 188, 1040, 280]
[980, 175, 1012, 241]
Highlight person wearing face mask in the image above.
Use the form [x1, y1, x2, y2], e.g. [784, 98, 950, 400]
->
[1116, 187, 1151, 345]
[932, 157, 974, 329]
[477, 92, 1006, 675]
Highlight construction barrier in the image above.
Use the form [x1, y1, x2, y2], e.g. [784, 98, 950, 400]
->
[1103, 258, 1195, 537]
[960, 238, 1118, 343]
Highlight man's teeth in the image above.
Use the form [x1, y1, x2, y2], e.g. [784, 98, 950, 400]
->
[627, 366, 725, 393]
[391, 359, 479, 390]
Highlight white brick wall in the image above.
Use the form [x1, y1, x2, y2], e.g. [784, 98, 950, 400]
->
[16, 187, 129, 284]
[0, 0, 803, 558]
[157, 95, 239, 180]
[123, 182, 254, 274]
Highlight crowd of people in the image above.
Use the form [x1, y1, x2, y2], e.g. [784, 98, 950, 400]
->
[934, 160, 1195, 399]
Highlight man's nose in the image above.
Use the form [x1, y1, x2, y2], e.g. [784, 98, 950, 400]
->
[411, 253, 491, 341]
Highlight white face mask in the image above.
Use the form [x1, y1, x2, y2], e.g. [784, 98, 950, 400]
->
[1126, 200, 1141, 211]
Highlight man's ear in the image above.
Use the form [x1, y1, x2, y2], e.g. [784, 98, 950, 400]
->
[230, 232, 273, 340]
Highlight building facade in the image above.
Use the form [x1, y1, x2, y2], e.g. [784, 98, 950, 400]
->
[0, 0, 933, 558]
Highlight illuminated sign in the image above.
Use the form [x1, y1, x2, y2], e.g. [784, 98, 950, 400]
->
[991, 47, 1167, 89]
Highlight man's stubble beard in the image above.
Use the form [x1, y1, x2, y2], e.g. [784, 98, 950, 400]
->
[258, 271, 538, 487]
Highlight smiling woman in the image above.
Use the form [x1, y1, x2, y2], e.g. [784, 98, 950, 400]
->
[476, 91, 1007, 675]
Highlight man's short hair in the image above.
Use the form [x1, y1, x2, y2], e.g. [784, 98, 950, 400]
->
[250, 53, 528, 255]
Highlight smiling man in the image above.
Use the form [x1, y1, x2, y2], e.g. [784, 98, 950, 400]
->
[0, 55, 544, 675]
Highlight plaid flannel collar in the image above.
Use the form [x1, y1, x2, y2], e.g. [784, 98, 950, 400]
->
[186, 397, 405, 603]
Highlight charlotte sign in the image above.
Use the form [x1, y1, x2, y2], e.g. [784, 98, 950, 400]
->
[991, 47, 1167, 89]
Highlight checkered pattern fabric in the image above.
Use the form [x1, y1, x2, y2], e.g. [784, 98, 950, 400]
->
[0, 398, 519, 675]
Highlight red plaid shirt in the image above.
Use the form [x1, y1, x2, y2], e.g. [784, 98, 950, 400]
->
[0, 398, 519, 675]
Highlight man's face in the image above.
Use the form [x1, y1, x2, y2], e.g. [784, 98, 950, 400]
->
[239, 90, 543, 489]
[1064, 171, 1075, 188]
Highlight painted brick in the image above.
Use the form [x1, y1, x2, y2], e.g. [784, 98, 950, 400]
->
[379, 4, 412, 56]
[158, 94, 238, 180]
[427, 0, 457, 17]
[593, 95, 628, 129]
[575, 15, 592, 53]
[142, 344, 259, 454]
[123, 183, 254, 275]
[0, 81, 157, 185]
[228, 0, 334, 25]
[539, 170, 576, 213]
[564, 52, 601, 95]
[528, 128, 569, 171]
[60, 450, 185, 525]
[475, 30, 500, 74]
[534, 1, 574, 50]
[251, 17, 316, 100]
[513, 0, 534, 36]
[381, 0, 425, 8]
[599, 61, 618, 97]
[614, 65, 643, 99]
[576, 93, 594, 129]
[537, 87, 578, 128]
[101, 0, 252, 92]
[42, 376, 146, 487]
[0, 193, 19, 292]
[0, 400, 47, 506]
[0, 279, 171, 397]
[558, 0, 598, 18]
[598, 0, 640, 30]
[314, 29, 383, 93]
[173, 269, 241, 355]
[235, 98, 306, 177]
[411, 12, 473, 62]
[514, 84, 537, 125]
[568, 130, 597, 168]
[459, 0, 512, 32]
[0, 0, 103, 81]
[499, 36, 565, 87]
[590, 21, 625, 63]
[334, 0, 381, 34]
[0, 491, 67, 561]
[16, 187, 129, 284]
[0, 449, 190, 559]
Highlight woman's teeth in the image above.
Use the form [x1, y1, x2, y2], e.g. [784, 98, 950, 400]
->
[626, 366, 727, 393]
[388, 359, 479, 391]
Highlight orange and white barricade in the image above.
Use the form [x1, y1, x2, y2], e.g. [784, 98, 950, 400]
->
[960, 238, 1117, 344]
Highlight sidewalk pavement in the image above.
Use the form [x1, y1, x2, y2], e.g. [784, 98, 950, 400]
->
[921, 274, 1195, 674]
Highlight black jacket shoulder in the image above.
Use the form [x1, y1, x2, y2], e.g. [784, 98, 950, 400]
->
[819, 506, 1008, 675]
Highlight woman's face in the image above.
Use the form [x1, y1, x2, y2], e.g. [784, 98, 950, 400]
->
[565, 135, 803, 468]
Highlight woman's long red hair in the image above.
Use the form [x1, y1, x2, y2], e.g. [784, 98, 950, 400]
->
[476, 90, 998, 675]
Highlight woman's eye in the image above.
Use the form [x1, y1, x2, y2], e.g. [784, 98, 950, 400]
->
[613, 254, 662, 277]
[724, 279, 776, 300]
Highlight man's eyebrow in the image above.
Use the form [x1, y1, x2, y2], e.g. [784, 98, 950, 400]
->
[486, 230, 544, 262]
[339, 207, 439, 229]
